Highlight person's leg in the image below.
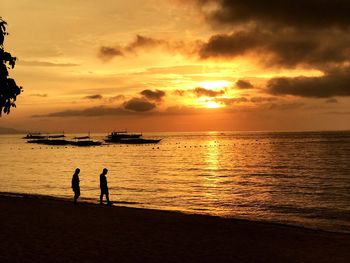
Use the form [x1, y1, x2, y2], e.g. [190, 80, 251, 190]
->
[74, 191, 78, 205]
[106, 193, 110, 205]
[100, 192, 103, 204]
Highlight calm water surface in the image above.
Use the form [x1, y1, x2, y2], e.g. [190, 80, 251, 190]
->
[1, 131, 350, 233]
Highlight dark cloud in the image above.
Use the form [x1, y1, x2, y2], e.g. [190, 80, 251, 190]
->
[185, 1, 350, 70]
[173, 87, 226, 98]
[173, 89, 186, 96]
[98, 46, 124, 61]
[195, 0, 350, 30]
[34, 97, 157, 117]
[98, 30, 350, 70]
[199, 31, 260, 59]
[215, 96, 277, 105]
[193, 87, 224, 97]
[266, 32, 350, 68]
[123, 98, 156, 112]
[198, 29, 350, 68]
[98, 35, 198, 61]
[126, 35, 167, 52]
[84, 94, 103, 100]
[250, 97, 278, 103]
[236, 79, 254, 89]
[32, 105, 209, 118]
[98, 35, 169, 61]
[267, 69, 350, 98]
[32, 106, 129, 118]
[99, 30, 350, 70]
[32, 106, 209, 118]
[140, 89, 166, 102]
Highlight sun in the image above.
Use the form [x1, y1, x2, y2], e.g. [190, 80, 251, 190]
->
[196, 98, 223, 109]
[205, 101, 222, 109]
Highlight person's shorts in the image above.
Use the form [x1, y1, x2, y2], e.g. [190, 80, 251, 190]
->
[73, 189, 80, 196]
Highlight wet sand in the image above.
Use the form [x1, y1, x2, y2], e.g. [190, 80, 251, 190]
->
[0, 194, 349, 263]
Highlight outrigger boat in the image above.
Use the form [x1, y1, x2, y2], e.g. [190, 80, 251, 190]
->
[23, 132, 47, 139]
[27, 133, 102, 147]
[70, 136, 102, 146]
[105, 131, 142, 142]
[105, 130, 161, 144]
[27, 134, 69, 145]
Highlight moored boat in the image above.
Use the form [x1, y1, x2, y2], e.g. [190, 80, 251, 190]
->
[105, 131, 142, 142]
[27, 138, 70, 145]
[70, 136, 102, 146]
[23, 132, 46, 139]
[104, 130, 161, 144]
[26, 133, 68, 145]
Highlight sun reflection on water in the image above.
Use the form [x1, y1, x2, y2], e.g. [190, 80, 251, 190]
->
[200, 139, 222, 203]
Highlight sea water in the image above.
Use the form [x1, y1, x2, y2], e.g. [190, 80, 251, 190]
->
[0, 131, 349, 233]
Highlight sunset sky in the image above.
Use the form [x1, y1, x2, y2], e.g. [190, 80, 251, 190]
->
[1, 0, 350, 132]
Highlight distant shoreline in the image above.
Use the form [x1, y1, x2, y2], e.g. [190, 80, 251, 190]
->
[0, 127, 25, 134]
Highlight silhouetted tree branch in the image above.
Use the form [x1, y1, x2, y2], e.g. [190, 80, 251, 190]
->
[0, 17, 22, 116]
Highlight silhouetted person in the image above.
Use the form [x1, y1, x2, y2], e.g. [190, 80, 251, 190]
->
[100, 168, 111, 205]
[71, 168, 80, 205]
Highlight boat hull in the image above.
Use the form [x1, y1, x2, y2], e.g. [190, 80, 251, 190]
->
[70, 141, 102, 146]
[105, 138, 161, 144]
[27, 139, 102, 146]
[27, 139, 70, 146]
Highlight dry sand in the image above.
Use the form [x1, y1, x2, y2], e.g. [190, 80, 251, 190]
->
[0, 194, 349, 263]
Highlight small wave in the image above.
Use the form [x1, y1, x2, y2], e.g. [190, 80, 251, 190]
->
[113, 200, 142, 205]
[249, 173, 295, 179]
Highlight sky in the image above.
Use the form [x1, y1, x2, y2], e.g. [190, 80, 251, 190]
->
[1, 0, 350, 132]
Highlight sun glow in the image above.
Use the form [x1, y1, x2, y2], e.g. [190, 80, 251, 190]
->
[196, 98, 223, 109]
[198, 80, 230, 90]
[205, 101, 222, 108]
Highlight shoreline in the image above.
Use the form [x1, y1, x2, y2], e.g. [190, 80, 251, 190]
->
[1, 191, 349, 235]
[1, 193, 350, 262]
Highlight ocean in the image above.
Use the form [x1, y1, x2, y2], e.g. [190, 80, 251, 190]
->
[0, 131, 349, 233]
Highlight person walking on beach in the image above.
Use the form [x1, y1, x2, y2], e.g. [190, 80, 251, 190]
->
[71, 168, 80, 205]
[100, 168, 111, 205]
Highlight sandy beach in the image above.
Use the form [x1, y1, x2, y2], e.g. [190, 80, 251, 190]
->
[0, 194, 349, 262]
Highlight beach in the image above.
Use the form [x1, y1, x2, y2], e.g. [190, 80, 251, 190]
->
[1, 194, 349, 263]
